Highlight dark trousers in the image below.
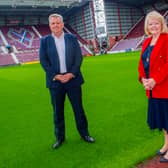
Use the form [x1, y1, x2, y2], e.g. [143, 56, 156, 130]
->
[49, 84, 89, 140]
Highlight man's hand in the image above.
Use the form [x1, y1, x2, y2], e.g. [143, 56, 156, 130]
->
[53, 73, 74, 83]
[61, 73, 74, 83]
[53, 74, 64, 81]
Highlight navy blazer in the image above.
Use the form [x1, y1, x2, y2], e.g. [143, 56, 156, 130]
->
[39, 33, 84, 88]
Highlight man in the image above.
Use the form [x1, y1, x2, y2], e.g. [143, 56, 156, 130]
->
[39, 13, 95, 149]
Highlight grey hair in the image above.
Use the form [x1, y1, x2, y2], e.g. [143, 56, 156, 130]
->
[48, 13, 64, 23]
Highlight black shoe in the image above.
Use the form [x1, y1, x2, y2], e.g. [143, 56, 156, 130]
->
[82, 135, 95, 143]
[160, 156, 168, 163]
[52, 139, 65, 149]
[156, 150, 167, 156]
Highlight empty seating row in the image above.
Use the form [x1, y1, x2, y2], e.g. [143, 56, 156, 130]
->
[0, 53, 16, 66]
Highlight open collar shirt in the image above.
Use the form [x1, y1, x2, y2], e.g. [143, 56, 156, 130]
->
[52, 32, 67, 73]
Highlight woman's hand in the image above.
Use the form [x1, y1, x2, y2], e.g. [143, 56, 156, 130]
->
[147, 78, 156, 90]
[142, 78, 150, 90]
[142, 78, 156, 90]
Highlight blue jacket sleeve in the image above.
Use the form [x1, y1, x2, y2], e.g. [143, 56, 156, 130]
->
[69, 36, 83, 76]
[39, 38, 56, 80]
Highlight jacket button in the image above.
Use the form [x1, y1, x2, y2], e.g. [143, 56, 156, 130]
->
[160, 55, 162, 58]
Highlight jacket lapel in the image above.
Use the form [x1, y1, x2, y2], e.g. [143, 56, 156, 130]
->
[150, 34, 164, 67]
[142, 37, 152, 54]
[64, 33, 68, 67]
[49, 34, 60, 71]
[49, 34, 59, 57]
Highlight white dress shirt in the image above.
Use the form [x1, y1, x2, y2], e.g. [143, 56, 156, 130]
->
[52, 32, 67, 73]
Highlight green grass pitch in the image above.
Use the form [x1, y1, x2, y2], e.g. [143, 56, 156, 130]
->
[0, 51, 163, 168]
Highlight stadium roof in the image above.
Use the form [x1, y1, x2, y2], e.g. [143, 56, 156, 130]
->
[116, 0, 158, 7]
[0, 0, 160, 17]
[0, 0, 83, 7]
[0, 0, 89, 16]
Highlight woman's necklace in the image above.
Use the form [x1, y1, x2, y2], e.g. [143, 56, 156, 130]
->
[146, 57, 149, 62]
[146, 46, 153, 63]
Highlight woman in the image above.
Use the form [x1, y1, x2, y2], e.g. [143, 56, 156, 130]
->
[138, 11, 168, 163]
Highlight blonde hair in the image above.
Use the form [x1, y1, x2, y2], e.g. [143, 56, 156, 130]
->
[144, 10, 168, 35]
[48, 13, 63, 23]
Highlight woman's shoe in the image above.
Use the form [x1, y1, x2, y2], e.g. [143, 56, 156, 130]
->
[156, 150, 167, 156]
[160, 156, 168, 163]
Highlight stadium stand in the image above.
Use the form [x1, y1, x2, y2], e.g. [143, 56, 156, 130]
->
[110, 9, 168, 52]
[64, 24, 88, 45]
[0, 26, 40, 50]
[35, 25, 50, 37]
[0, 25, 40, 64]
[0, 24, 92, 65]
[110, 37, 142, 52]
[16, 50, 39, 63]
[0, 53, 16, 66]
[0, 0, 168, 66]
[124, 16, 145, 39]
